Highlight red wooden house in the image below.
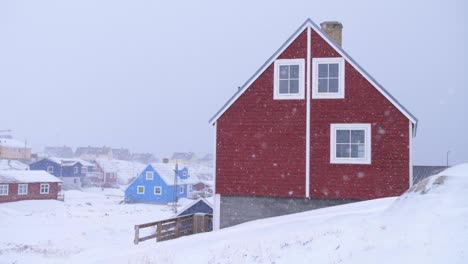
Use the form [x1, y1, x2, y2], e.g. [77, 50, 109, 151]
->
[210, 19, 418, 228]
[0, 170, 62, 203]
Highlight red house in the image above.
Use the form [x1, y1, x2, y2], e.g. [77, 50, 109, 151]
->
[0, 170, 62, 203]
[210, 19, 418, 228]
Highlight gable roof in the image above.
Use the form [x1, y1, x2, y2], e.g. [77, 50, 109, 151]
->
[209, 18, 418, 133]
[176, 197, 213, 217]
[150, 163, 201, 186]
[38, 157, 94, 167]
[0, 170, 61, 183]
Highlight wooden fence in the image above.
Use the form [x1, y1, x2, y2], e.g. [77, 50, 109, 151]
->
[134, 213, 213, 244]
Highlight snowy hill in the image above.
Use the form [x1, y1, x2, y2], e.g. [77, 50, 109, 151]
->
[95, 159, 147, 185]
[0, 164, 466, 263]
[98, 164, 468, 264]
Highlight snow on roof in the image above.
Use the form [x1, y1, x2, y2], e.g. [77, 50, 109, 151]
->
[150, 163, 201, 186]
[0, 170, 61, 183]
[45, 157, 94, 167]
[0, 138, 28, 148]
[0, 159, 29, 171]
[96, 159, 146, 184]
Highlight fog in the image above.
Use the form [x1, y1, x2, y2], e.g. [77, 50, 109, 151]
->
[0, 0, 466, 164]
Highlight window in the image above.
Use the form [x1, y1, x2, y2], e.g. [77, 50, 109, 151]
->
[81, 167, 88, 173]
[0, 184, 9, 195]
[74, 166, 79, 173]
[47, 166, 54, 173]
[330, 124, 371, 164]
[18, 184, 28, 195]
[154, 186, 162, 195]
[182, 171, 187, 177]
[137, 186, 145, 194]
[273, 59, 305, 100]
[179, 186, 184, 194]
[312, 57, 345, 99]
[40, 184, 50, 194]
[145, 171, 154, 180]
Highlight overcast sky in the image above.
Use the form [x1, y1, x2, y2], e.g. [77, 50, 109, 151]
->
[0, 0, 466, 165]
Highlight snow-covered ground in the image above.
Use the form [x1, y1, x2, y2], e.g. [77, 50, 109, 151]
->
[0, 187, 192, 264]
[1, 165, 467, 264]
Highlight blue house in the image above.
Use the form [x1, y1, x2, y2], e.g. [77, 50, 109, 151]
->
[29, 157, 94, 190]
[177, 198, 213, 216]
[124, 163, 200, 204]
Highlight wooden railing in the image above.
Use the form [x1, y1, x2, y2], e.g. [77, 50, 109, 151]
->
[134, 213, 213, 244]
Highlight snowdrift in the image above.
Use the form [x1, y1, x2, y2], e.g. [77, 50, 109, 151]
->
[99, 164, 468, 264]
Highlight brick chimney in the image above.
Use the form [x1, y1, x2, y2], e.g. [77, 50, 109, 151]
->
[320, 21, 343, 47]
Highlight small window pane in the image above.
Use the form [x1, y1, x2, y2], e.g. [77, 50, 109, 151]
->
[279, 65, 289, 79]
[318, 64, 328, 78]
[336, 144, 350, 157]
[329, 63, 339, 78]
[336, 130, 350, 143]
[329, 78, 339, 93]
[351, 144, 365, 158]
[318, 78, 328, 93]
[279, 80, 289, 94]
[289, 80, 299, 93]
[290, 65, 299, 79]
[351, 130, 365, 143]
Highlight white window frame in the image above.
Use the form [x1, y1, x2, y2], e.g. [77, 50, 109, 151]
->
[74, 166, 79, 174]
[18, 183, 28, 195]
[145, 171, 154, 180]
[0, 184, 9, 196]
[47, 166, 54, 173]
[154, 186, 162, 195]
[330, 123, 371, 164]
[179, 186, 184, 194]
[273, 59, 305, 100]
[137, 185, 145, 194]
[312, 57, 345, 99]
[40, 183, 50, 194]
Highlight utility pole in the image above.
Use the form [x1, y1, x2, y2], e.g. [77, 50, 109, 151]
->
[173, 162, 179, 214]
[446, 150, 451, 167]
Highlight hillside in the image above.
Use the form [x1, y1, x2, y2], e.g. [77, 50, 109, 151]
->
[97, 164, 468, 264]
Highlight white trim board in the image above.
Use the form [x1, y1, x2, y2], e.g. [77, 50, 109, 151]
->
[208, 18, 418, 132]
[305, 26, 311, 198]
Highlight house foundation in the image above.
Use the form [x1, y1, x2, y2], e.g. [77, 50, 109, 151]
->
[219, 195, 358, 228]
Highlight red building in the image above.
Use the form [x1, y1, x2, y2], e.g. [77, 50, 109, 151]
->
[210, 19, 418, 228]
[0, 170, 62, 203]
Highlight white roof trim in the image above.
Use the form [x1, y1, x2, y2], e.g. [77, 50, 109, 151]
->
[209, 19, 418, 134]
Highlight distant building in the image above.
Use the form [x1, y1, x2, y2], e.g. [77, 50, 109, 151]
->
[0, 136, 31, 160]
[0, 159, 29, 171]
[44, 146, 74, 158]
[170, 152, 197, 164]
[131, 153, 157, 164]
[177, 198, 213, 217]
[75, 146, 113, 160]
[112, 148, 131, 161]
[124, 163, 201, 204]
[197, 154, 213, 164]
[29, 157, 94, 190]
[0, 170, 62, 203]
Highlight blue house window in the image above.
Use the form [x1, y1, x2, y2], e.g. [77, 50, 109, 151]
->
[179, 186, 184, 194]
[47, 166, 54, 173]
[154, 186, 162, 195]
[137, 186, 145, 194]
[146, 171, 154, 180]
[74, 167, 79, 174]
